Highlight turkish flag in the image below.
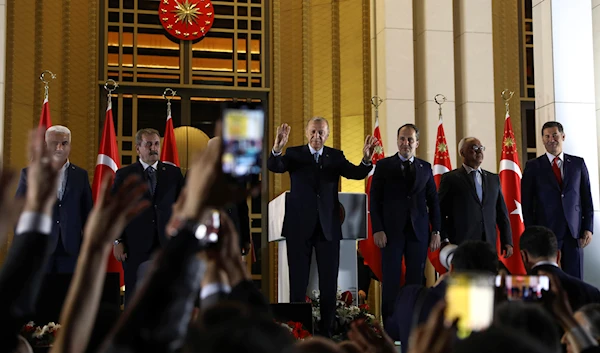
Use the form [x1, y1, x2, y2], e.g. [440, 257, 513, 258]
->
[498, 112, 526, 275]
[160, 112, 180, 167]
[360, 119, 385, 281]
[428, 117, 453, 274]
[38, 98, 52, 128]
[91, 101, 124, 285]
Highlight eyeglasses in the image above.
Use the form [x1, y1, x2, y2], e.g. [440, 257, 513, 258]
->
[471, 145, 486, 152]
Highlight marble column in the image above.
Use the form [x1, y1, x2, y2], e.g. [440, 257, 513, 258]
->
[371, 0, 415, 155]
[453, 0, 497, 169]
[534, 0, 600, 286]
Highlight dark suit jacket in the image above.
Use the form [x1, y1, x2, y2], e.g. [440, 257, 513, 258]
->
[0, 230, 51, 352]
[521, 154, 593, 240]
[369, 156, 441, 242]
[438, 166, 512, 247]
[16, 164, 93, 255]
[532, 264, 600, 311]
[114, 161, 184, 255]
[267, 145, 371, 241]
[225, 201, 251, 251]
[201, 280, 271, 316]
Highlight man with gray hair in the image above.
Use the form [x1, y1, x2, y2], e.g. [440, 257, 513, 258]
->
[16, 125, 93, 273]
[438, 137, 513, 257]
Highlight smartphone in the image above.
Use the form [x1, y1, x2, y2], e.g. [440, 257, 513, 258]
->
[221, 103, 265, 183]
[495, 275, 549, 302]
[445, 272, 495, 339]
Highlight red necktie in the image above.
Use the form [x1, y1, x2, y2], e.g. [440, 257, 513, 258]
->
[552, 157, 562, 188]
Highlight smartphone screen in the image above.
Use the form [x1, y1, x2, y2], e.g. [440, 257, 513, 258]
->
[445, 273, 495, 339]
[495, 275, 549, 302]
[221, 105, 264, 183]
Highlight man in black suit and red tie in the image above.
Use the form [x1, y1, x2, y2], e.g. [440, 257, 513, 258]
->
[369, 123, 441, 321]
[521, 121, 593, 279]
[112, 128, 184, 305]
[267, 117, 376, 336]
[438, 137, 513, 256]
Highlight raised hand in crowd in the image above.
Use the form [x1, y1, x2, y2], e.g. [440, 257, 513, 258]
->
[273, 123, 290, 153]
[347, 320, 396, 353]
[0, 168, 18, 246]
[51, 174, 148, 353]
[362, 135, 378, 163]
[408, 301, 455, 353]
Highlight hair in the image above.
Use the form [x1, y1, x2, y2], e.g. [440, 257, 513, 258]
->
[451, 240, 498, 274]
[295, 337, 343, 353]
[494, 301, 561, 353]
[185, 301, 294, 353]
[45, 125, 72, 142]
[578, 303, 600, 341]
[457, 137, 477, 155]
[397, 123, 419, 140]
[519, 226, 558, 259]
[306, 117, 329, 130]
[541, 121, 564, 135]
[135, 128, 160, 146]
[454, 324, 548, 353]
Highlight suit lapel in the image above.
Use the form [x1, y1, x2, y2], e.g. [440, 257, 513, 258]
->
[459, 166, 482, 204]
[136, 161, 153, 200]
[562, 154, 572, 190]
[154, 161, 166, 202]
[539, 155, 561, 191]
[62, 164, 74, 199]
[410, 158, 424, 194]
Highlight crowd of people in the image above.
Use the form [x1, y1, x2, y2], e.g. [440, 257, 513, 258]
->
[0, 115, 599, 353]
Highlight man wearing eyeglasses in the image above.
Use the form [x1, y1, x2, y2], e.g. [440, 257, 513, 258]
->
[438, 137, 513, 258]
[521, 121, 593, 279]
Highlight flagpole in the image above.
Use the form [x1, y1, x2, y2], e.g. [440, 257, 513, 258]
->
[104, 79, 119, 110]
[501, 89, 514, 116]
[163, 88, 176, 118]
[371, 96, 383, 126]
[40, 70, 56, 101]
[434, 94, 446, 121]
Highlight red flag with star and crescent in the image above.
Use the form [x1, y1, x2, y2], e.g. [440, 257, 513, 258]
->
[38, 98, 52, 129]
[160, 112, 180, 167]
[360, 119, 385, 281]
[428, 117, 453, 274]
[498, 112, 526, 275]
[92, 100, 124, 286]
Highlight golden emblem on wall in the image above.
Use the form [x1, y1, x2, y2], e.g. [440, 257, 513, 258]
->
[158, 0, 214, 40]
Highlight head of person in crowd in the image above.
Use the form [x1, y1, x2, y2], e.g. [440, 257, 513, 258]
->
[396, 123, 419, 159]
[458, 137, 485, 169]
[295, 337, 343, 353]
[519, 226, 559, 274]
[306, 117, 330, 151]
[562, 303, 600, 353]
[453, 324, 548, 353]
[541, 121, 565, 156]
[451, 240, 499, 274]
[186, 301, 294, 353]
[494, 301, 561, 353]
[135, 128, 161, 165]
[45, 125, 71, 165]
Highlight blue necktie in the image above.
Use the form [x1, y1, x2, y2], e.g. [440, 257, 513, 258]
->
[314, 152, 320, 164]
[146, 167, 156, 196]
[472, 170, 482, 202]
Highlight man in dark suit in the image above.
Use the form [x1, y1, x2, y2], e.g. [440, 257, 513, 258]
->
[521, 121, 593, 279]
[112, 128, 184, 305]
[438, 137, 513, 257]
[267, 117, 376, 335]
[369, 123, 441, 321]
[16, 125, 93, 273]
[225, 201, 251, 255]
[520, 225, 600, 311]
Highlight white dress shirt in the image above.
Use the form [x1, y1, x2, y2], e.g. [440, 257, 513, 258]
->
[139, 159, 159, 171]
[463, 164, 483, 193]
[546, 152, 565, 178]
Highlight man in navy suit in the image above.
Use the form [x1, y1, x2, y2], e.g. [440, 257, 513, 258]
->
[520, 225, 600, 310]
[16, 125, 93, 273]
[438, 137, 513, 255]
[369, 123, 441, 321]
[521, 121, 593, 279]
[267, 117, 376, 336]
[112, 128, 184, 305]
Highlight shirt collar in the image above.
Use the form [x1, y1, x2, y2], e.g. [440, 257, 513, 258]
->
[546, 152, 564, 164]
[61, 160, 70, 172]
[140, 159, 158, 170]
[308, 144, 323, 156]
[532, 260, 559, 268]
[397, 153, 414, 163]
[462, 164, 482, 174]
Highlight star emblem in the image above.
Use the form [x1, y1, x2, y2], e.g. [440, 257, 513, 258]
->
[437, 142, 447, 153]
[173, 0, 202, 26]
[374, 145, 383, 155]
[511, 200, 523, 223]
[504, 137, 515, 148]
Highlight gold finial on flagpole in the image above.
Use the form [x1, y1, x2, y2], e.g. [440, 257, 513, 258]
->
[434, 94, 447, 120]
[371, 96, 383, 122]
[501, 89, 514, 115]
[163, 88, 177, 117]
[40, 70, 56, 101]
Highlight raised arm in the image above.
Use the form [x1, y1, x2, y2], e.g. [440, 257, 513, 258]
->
[267, 123, 291, 173]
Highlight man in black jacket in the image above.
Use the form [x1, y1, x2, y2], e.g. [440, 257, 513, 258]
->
[267, 117, 376, 335]
[520, 225, 600, 311]
[112, 128, 184, 305]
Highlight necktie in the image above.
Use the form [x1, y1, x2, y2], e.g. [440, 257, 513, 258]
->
[146, 167, 156, 196]
[552, 157, 562, 188]
[402, 160, 414, 189]
[472, 170, 483, 202]
[314, 152, 320, 164]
